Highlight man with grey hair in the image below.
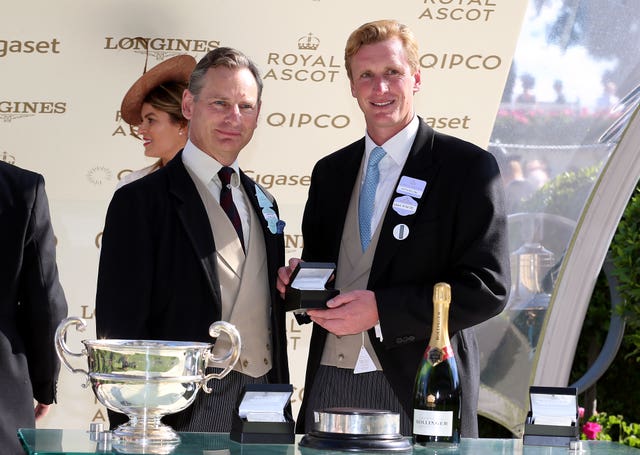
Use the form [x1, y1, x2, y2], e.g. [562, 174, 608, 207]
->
[97, 47, 289, 432]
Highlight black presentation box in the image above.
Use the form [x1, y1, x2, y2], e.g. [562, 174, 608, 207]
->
[283, 262, 339, 314]
[523, 386, 579, 447]
[230, 383, 295, 444]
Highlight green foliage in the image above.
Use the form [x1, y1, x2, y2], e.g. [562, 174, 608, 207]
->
[610, 187, 640, 360]
[521, 165, 600, 220]
[582, 412, 640, 448]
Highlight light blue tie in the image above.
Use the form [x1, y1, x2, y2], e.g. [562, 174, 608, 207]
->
[358, 146, 386, 251]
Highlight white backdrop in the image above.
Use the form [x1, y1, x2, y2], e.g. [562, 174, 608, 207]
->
[0, 0, 527, 429]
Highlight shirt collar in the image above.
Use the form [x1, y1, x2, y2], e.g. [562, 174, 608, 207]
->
[182, 140, 241, 188]
[364, 115, 419, 167]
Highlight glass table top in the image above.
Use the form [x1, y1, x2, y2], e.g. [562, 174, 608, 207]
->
[18, 429, 640, 455]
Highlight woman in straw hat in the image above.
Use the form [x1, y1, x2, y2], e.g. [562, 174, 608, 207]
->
[116, 54, 196, 189]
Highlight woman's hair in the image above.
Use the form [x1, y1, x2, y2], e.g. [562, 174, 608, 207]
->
[130, 80, 187, 138]
[145, 80, 188, 126]
[344, 19, 419, 81]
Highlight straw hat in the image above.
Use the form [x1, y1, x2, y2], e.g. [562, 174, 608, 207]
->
[120, 54, 196, 125]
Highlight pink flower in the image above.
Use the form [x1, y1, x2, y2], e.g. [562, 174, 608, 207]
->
[582, 422, 602, 440]
[578, 407, 585, 419]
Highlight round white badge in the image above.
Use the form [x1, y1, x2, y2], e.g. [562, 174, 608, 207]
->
[393, 224, 410, 240]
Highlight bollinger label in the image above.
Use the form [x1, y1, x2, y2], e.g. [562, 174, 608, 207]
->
[413, 409, 454, 437]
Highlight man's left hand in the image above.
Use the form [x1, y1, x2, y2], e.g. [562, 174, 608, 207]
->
[34, 403, 50, 421]
[306, 290, 378, 336]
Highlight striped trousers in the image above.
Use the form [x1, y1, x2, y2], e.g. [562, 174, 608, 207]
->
[302, 365, 411, 435]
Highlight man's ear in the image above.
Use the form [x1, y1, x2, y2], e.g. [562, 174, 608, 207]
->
[182, 89, 194, 120]
[413, 70, 422, 94]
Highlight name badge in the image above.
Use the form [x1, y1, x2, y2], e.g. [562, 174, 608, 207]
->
[392, 195, 418, 216]
[396, 176, 426, 199]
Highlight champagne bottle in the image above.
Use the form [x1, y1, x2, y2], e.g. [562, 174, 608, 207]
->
[412, 282, 461, 447]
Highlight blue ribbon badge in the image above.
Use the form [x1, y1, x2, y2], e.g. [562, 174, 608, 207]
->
[255, 185, 284, 234]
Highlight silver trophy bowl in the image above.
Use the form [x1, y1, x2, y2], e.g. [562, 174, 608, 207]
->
[55, 317, 241, 454]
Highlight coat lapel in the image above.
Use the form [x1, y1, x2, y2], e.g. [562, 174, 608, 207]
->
[166, 152, 222, 310]
[323, 138, 366, 262]
[369, 120, 437, 286]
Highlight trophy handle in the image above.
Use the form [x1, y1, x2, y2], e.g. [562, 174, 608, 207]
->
[202, 321, 241, 393]
[55, 317, 90, 382]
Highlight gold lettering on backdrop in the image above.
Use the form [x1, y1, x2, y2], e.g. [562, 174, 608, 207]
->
[291, 386, 305, 404]
[112, 125, 128, 137]
[263, 68, 340, 83]
[264, 47, 343, 83]
[0, 101, 66, 114]
[419, 7, 496, 21]
[111, 125, 139, 137]
[243, 170, 311, 189]
[289, 318, 301, 334]
[81, 306, 95, 320]
[104, 37, 220, 52]
[424, 115, 472, 129]
[420, 53, 502, 70]
[117, 169, 133, 181]
[422, 0, 496, 5]
[266, 53, 340, 68]
[288, 318, 303, 351]
[285, 234, 304, 250]
[92, 409, 107, 422]
[289, 334, 301, 350]
[0, 39, 61, 57]
[266, 112, 350, 129]
[113, 112, 141, 137]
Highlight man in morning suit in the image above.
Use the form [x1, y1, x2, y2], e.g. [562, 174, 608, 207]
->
[0, 161, 68, 455]
[277, 20, 510, 436]
[96, 47, 289, 432]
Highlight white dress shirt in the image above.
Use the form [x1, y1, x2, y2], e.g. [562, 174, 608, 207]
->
[362, 115, 419, 234]
[182, 140, 251, 246]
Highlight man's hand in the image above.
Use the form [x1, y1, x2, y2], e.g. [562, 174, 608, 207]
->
[34, 403, 50, 421]
[306, 290, 379, 336]
[277, 258, 302, 298]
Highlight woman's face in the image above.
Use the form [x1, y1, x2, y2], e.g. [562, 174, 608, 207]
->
[137, 103, 186, 165]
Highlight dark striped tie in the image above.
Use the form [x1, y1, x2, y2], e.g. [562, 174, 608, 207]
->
[218, 166, 245, 251]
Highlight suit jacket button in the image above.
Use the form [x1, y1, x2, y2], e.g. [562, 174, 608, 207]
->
[395, 337, 403, 344]
[338, 354, 344, 361]
[243, 360, 249, 368]
[264, 358, 269, 365]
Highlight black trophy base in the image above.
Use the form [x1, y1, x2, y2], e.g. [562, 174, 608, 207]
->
[299, 431, 413, 453]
